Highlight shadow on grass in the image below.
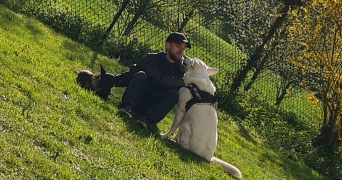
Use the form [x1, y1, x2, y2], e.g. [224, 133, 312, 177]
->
[260, 152, 328, 180]
[237, 125, 258, 145]
[25, 19, 43, 36]
[216, 91, 260, 145]
[160, 139, 207, 164]
[118, 112, 207, 164]
[62, 39, 100, 69]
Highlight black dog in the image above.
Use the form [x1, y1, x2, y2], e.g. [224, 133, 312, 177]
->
[75, 64, 123, 100]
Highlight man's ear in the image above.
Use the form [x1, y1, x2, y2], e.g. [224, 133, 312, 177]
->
[207, 67, 218, 75]
[165, 42, 171, 50]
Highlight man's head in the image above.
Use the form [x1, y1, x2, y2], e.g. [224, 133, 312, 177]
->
[165, 32, 191, 62]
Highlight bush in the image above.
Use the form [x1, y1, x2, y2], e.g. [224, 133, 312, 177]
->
[0, 0, 25, 11]
[1, 0, 152, 66]
[81, 24, 106, 51]
[20, 2, 105, 50]
[104, 37, 151, 66]
[32, 5, 86, 41]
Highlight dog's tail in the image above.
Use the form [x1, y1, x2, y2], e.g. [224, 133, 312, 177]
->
[211, 156, 242, 179]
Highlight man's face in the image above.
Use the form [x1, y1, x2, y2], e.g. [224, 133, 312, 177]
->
[166, 42, 187, 62]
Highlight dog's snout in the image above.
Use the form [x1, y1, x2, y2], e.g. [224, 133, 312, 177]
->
[183, 56, 192, 65]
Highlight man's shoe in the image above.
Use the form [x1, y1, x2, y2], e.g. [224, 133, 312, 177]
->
[118, 108, 132, 118]
[148, 123, 160, 134]
[136, 119, 147, 129]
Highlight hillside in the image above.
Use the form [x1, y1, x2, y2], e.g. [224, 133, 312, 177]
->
[0, 6, 328, 180]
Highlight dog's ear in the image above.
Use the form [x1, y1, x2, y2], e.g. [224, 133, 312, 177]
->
[207, 67, 218, 76]
[100, 64, 107, 77]
[190, 58, 198, 69]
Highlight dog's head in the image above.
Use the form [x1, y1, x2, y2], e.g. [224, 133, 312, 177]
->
[76, 64, 124, 100]
[183, 56, 218, 94]
[75, 70, 100, 91]
[94, 64, 119, 100]
[75, 65, 115, 100]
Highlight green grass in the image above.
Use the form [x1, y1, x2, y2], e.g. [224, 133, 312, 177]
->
[0, 6, 329, 180]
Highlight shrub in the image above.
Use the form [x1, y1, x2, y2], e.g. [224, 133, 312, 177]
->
[104, 37, 151, 66]
[0, 0, 25, 11]
[1, 0, 152, 66]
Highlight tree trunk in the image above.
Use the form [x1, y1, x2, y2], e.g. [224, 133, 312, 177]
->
[177, 9, 194, 32]
[328, 93, 341, 147]
[122, 3, 146, 36]
[103, 0, 130, 40]
[244, 58, 267, 91]
[317, 91, 341, 148]
[275, 81, 291, 106]
[229, 5, 290, 94]
[229, 46, 263, 93]
[320, 118, 338, 149]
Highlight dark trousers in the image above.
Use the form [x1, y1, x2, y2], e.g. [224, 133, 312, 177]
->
[122, 71, 179, 124]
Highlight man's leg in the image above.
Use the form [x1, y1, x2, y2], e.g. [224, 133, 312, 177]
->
[119, 71, 147, 117]
[137, 90, 179, 128]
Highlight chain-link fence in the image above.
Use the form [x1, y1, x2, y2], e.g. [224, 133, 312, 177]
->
[4, 1, 341, 178]
[0, 0, 322, 123]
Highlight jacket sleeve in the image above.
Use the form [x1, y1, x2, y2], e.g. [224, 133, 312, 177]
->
[159, 61, 186, 90]
[114, 55, 148, 87]
[160, 75, 185, 90]
[129, 55, 148, 74]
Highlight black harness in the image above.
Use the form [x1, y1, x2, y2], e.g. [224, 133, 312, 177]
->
[185, 84, 217, 112]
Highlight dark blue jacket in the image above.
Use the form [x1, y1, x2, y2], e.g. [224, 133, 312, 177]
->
[115, 51, 186, 91]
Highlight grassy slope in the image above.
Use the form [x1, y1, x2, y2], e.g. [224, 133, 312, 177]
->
[0, 6, 327, 180]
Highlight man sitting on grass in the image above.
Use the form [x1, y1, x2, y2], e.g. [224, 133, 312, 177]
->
[112, 32, 191, 131]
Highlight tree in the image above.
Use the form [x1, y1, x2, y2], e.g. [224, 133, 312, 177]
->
[270, 44, 299, 106]
[114, 0, 219, 37]
[144, 0, 197, 33]
[287, 0, 342, 148]
[226, 0, 303, 93]
[144, 0, 216, 33]
[176, 0, 218, 32]
[204, 0, 302, 93]
[122, 0, 167, 36]
[103, 0, 130, 40]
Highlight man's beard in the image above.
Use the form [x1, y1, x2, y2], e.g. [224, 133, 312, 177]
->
[169, 52, 182, 62]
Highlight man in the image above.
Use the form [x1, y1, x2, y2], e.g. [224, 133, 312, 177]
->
[114, 32, 191, 130]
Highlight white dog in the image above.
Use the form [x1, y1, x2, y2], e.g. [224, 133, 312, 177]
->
[161, 56, 242, 179]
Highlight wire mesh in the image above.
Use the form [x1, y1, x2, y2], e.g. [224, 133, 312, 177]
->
[0, 0, 321, 122]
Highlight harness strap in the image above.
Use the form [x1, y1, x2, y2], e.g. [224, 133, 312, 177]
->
[185, 84, 217, 112]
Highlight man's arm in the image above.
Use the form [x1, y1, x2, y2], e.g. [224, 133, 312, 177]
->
[160, 75, 185, 90]
[114, 55, 149, 87]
